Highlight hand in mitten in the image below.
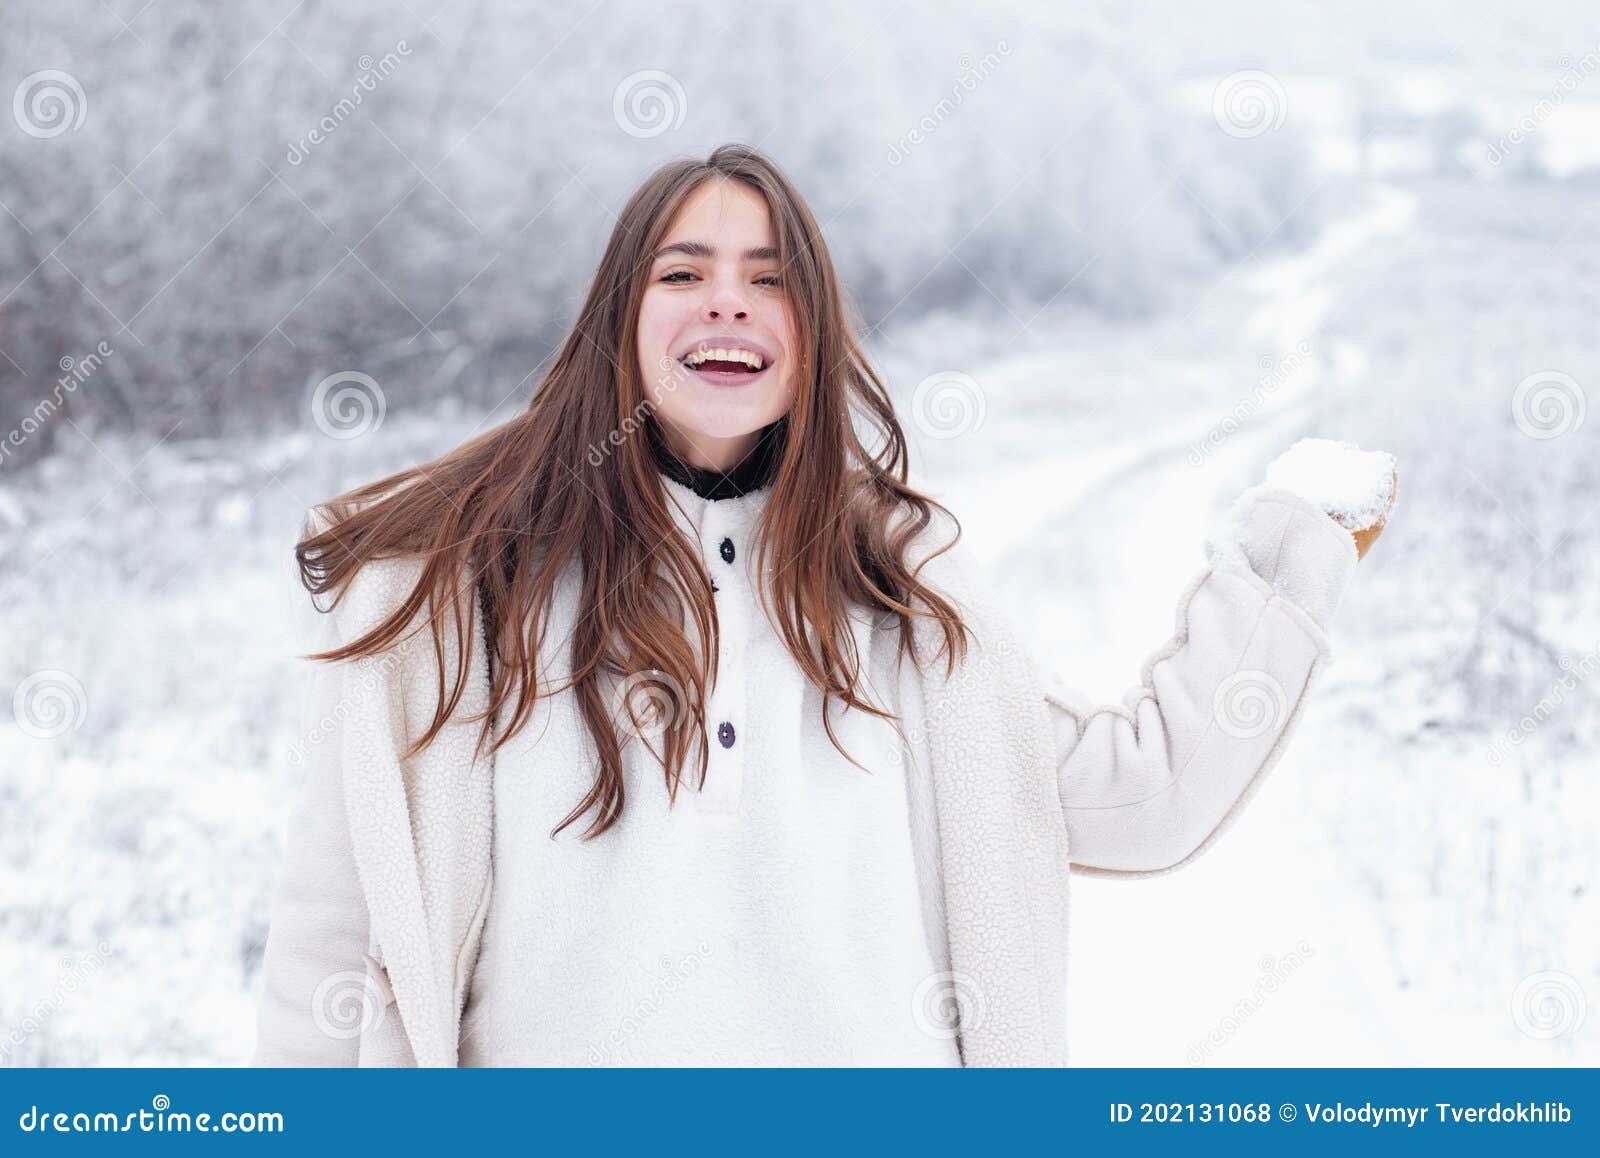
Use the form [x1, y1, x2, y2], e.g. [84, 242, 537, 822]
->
[1264, 438, 1398, 561]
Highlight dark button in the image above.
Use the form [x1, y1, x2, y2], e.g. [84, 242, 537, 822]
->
[717, 720, 736, 749]
[719, 537, 735, 564]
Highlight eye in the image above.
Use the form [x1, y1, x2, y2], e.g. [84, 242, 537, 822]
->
[756, 274, 784, 287]
[659, 269, 696, 284]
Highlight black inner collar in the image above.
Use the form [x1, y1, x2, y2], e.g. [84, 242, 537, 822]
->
[649, 420, 782, 501]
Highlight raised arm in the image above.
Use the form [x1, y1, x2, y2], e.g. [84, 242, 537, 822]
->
[1051, 447, 1392, 877]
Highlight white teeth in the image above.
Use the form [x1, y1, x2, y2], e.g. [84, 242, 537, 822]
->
[683, 347, 764, 370]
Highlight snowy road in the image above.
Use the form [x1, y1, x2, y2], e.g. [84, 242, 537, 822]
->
[897, 180, 1594, 1065]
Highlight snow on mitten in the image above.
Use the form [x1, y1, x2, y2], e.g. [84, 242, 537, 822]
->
[1264, 437, 1398, 559]
[1209, 438, 1397, 633]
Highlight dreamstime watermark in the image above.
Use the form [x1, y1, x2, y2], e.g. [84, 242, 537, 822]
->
[1, 340, 115, 468]
[286, 646, 413, 767]
[0, 940, 116, 1061]
[11, 668, 89, 739]
[1212, 670, 1287, 740]
[587, 938, 713, 1063]
[911, 969, 987, 1040]
[1187, 940, 1315, 1064]
[1511, 369, 1585, 440]
[886, 42, 1012, 165]
[311, 959, 393, 1040]
[613, 70, 686, 138]
[12, 69, 87, 138]
[1486, 43, 1600, 167]
[1485, 645, 1600, 766]
[611, 667, 691, 750]
[910, 369, 986, 440]
[18, 1094, 284, 1135]
[885, 634, 1018, 770]
[285, 43, 413, 166]
[585, 354, 688, 468]
[1188, 340, 1313, 466]
[1510, 969, 1588, 1040]
[308, 370, 385, 440]
[1212, 70, 1287, 139]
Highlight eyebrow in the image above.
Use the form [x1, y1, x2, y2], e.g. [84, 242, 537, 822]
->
[652, 240, 780, 262]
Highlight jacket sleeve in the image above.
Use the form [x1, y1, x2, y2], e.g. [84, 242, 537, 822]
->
[1048, 482, 1362, 878]
[251, 610, 373, 1066]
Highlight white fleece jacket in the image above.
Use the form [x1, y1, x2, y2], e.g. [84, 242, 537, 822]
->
[457, 473, 962, 1066]
[251, 459, 1365, 1067]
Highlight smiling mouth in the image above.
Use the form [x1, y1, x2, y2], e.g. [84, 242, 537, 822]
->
[678, 350, 773, 387]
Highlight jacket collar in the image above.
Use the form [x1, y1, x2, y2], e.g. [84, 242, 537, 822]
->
[658, 471, 773, 529]
[647, 419, 782, 502]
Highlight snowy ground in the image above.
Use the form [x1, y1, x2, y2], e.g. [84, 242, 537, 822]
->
[2, 166, 1596, 1064]
[892, 175, 1600, 1067]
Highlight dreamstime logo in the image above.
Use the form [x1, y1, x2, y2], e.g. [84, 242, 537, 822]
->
[613, 70, 686, 138]
[883, 633, 1017, 761]
[1188, 340, 1313, 466]
[13, 70, 87, 138]
[886, 41, 1012, 165]
[884, 635, 1018, 771]
[911, 370, 986, 440]
[1485, 646, 1600, 766]
[12, 669, 88, 739]
[1188, 940, 1316, 1064]
[1212, 70, 1287, 139]
[287, 646, 412, 767]
[587, 355, 685, 468]
[884, 736, 913, 774]
[1486, 43, 1600, 167]
[587, 938, 713, 1064]
[1211, 670, 1286, 740]
[285, 42, 413, 165]
[1, 339, 114, 468]
[1510, 970, 1588, 1040]
[911, 970, 986, 1040]
[1511, 370, 1585, 440]
[0, 940, 116, 1062]
[311, 967, 391, 1040]
[612, 668, 689, 747]
[310, 370, 386, 440]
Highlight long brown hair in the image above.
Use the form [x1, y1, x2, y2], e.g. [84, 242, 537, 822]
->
[297, 143, 971, 839]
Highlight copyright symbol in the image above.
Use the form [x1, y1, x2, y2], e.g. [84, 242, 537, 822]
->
[1278, 1103, 1297, 1122]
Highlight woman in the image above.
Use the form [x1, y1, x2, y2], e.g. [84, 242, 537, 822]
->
[252, 143, 1395, 1067]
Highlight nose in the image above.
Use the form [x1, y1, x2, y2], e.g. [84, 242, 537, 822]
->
[702, 274, 750, 322]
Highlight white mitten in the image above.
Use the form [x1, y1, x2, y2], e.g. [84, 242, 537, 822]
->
[1209, 438, 1397, 632]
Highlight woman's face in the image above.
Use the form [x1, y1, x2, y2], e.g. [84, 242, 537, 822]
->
[636, 178, 797, 472]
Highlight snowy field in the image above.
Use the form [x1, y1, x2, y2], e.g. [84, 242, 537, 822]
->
[896, 173, 1600, 1066]
[3, 5, 1598, 1066]
[902, 174, 1600, 1068]
[5, 165, 1595, 1066]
